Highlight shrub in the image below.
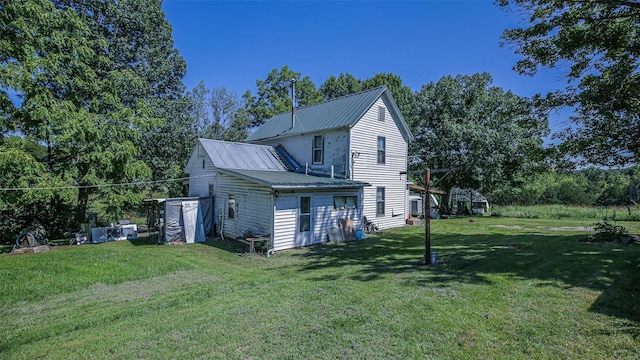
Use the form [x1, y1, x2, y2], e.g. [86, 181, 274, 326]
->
[591, 219, 627, 242]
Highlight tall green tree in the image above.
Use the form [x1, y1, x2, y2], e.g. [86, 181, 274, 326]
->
[184, 81, 249, 142]
[320, 73, 363, 100]
[0, 0, 167, 224]
[498, 0, 640, 166]
[243, 65, 324, 127]
[0, 138, 75, 241]
[361, 73, 414, 122]
[410, 73, 549, 208]
[55, 0, 188, 197]
[320, 72, 414, 124]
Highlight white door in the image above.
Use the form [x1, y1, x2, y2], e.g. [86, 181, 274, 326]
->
[295, 194, 313, 247]
[182, 200, 205, 243]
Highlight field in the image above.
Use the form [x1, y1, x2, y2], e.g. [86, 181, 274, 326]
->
[492, 204, 640, 221]
[1, 217, 639, 359]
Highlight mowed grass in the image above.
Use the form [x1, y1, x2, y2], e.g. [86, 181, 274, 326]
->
[1, 218, 639, 359]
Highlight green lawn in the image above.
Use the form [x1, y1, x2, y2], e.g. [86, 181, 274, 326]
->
[1, 217, 638, 359]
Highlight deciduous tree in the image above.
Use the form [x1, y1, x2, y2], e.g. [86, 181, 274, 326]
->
[498, 0, 640, 166]
[243, 65, 324, 127]
[0, 0, 181, 225]
[410, 73, 549, 208]
[320, 73, 363, 100]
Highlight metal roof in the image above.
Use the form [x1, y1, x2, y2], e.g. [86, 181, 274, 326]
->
[246, 86, 412, 142]
[217, 168, 369, 190]
[199, 139, 286, 170]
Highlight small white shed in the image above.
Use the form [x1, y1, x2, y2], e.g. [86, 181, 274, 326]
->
[145, 197, 213, 244]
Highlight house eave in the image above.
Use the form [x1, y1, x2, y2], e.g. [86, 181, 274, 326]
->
[272, 183, 371, 190]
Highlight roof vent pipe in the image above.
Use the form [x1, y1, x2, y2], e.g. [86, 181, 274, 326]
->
[290, 78, 296, 129]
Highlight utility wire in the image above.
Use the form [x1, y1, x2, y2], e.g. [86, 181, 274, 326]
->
[0, 174, 212, 191]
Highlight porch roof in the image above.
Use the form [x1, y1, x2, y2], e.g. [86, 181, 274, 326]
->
[217, 168, 369, 190]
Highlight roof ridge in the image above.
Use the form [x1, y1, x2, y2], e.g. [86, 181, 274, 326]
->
[269, 85, 387, 117]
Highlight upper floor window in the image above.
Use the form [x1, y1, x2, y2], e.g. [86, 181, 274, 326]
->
[313, 135, 324, 164]
[378, 106, 386, 121]
[377, 136, 386, 164]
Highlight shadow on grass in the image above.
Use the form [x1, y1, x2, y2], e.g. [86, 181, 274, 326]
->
[287, 228, 640, 329]
[128, 234, 243, 252]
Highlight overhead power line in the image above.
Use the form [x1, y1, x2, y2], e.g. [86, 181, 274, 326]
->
[0, 174, 212, 192]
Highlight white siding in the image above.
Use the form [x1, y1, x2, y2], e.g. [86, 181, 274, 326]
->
[217, 174, 273, 239]
[185, 142, 216, 198]
[273, 189, 363, 252]
[255, 129, 350, 178]
[350, 97, 408, 230]
[273, 194, 297, 251]
[312, 190, 363, 242]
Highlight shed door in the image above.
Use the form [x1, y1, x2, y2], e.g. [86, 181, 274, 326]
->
[296, 194, 313, 247]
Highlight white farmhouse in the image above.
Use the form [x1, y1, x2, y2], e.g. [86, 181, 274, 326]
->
[184, 86, 412, 251]
[247, 86, 413, 230]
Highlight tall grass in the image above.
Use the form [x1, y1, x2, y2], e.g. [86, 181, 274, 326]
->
[491, 204, 640, 220]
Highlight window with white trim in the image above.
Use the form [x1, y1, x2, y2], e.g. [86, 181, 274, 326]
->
[378, 106, 386, 121]
[333, 196, 358, 210]
[313, 135, 324, 164]
[228, 195, 235, 219]
[377, 136, 386, 164]
[376, 187, 385, 216]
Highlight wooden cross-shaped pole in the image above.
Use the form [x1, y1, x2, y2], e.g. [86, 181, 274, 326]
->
[425, 168, 431, 265]
[405, 167, 459, 265]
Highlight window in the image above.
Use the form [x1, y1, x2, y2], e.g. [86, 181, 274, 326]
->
[378, 106, 386, 122]
[333, 196, 358, 210]
[208, 184, 214, 197]
[376, 187, 385, 216]
[202, 159, 205, 169]
[299, 196, 311, 232]
[377, 136, 386, 164]
[228, 195, 235, 219]
[313, 135, 323, 164]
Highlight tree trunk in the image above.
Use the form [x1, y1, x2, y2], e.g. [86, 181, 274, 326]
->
[439, 185, 454, 214]
[76, 187, 89, 224]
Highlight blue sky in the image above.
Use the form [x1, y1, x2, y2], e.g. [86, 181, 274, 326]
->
[162, 0, 569, 131]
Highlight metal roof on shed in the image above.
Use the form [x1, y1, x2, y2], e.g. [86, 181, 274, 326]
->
[199, 139, 286, 170]
[246, 86, 400, 142]
[217, 168, 369, 190]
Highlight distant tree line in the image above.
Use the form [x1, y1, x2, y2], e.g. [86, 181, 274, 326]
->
[489, 167, 640, 207]
[0, 0, 637, 241]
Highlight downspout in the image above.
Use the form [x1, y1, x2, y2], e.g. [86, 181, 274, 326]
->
[268, 191, 276, 257]
[347, 127, 351, 180]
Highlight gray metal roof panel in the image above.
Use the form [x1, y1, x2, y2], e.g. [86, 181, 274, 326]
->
[217, 168, 369, 189]
[199, 139, 286, 170]
[246, 86, 387, 142]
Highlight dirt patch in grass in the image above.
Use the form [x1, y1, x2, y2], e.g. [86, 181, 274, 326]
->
[546, 226, 593, 232]
[489, 225, 524, 230]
